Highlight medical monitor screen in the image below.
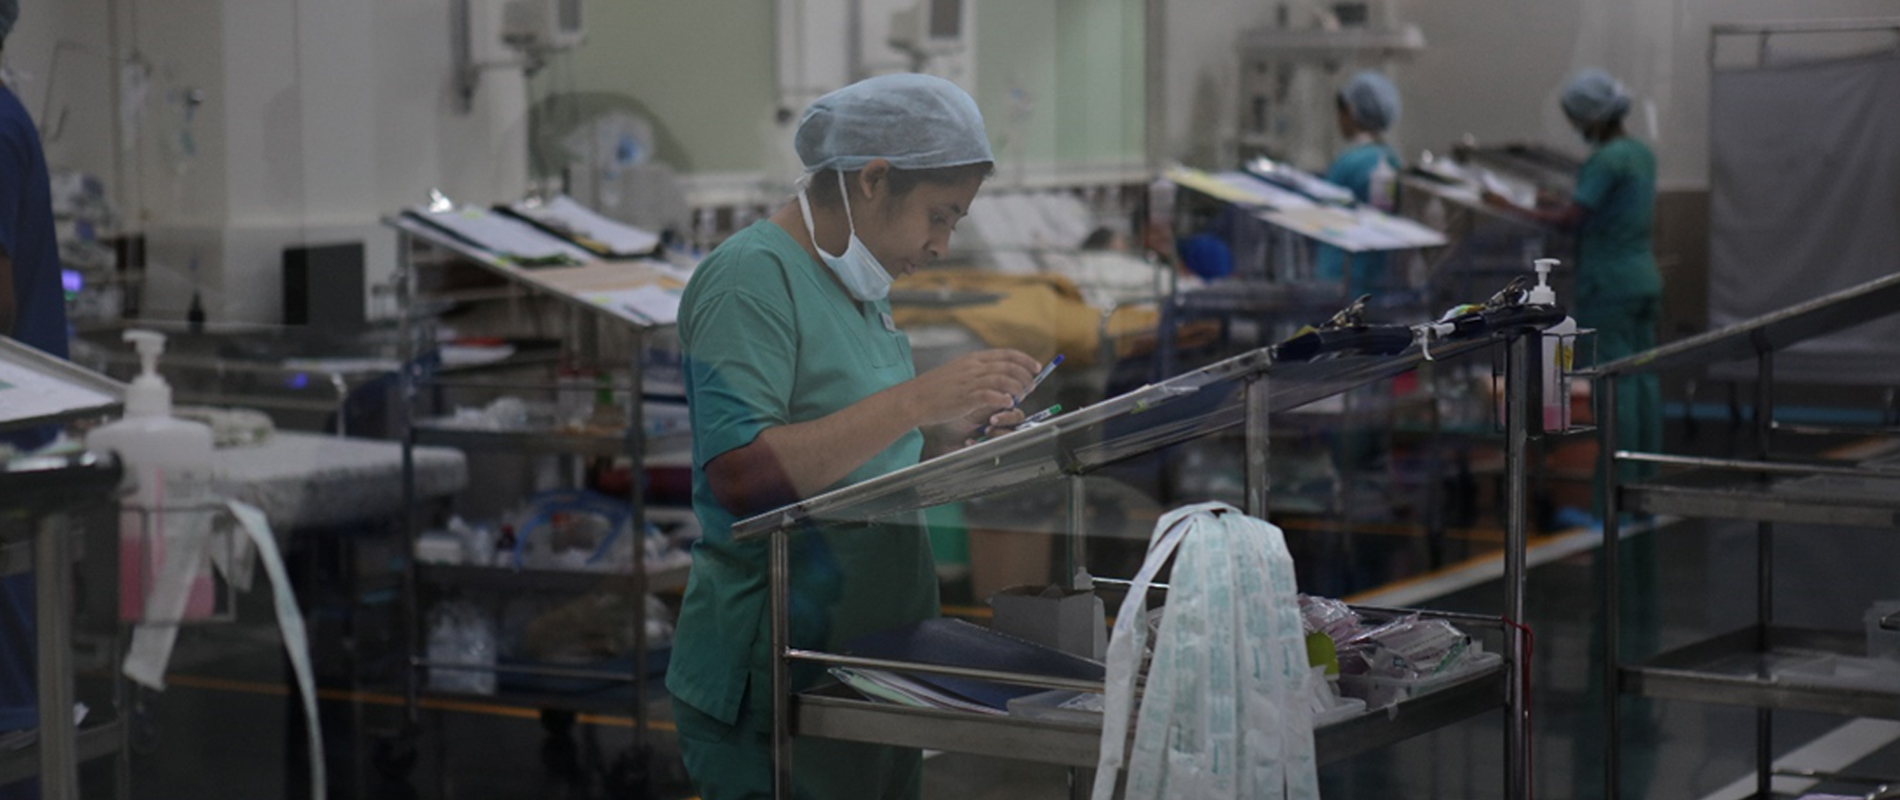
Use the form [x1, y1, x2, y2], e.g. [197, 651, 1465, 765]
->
[928, 0, 962, 40]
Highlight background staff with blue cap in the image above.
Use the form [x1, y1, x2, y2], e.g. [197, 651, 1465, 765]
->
[1316, 70, 1404, 297]
[665, 73, 1040, 800]
[1, 0, 76, 796]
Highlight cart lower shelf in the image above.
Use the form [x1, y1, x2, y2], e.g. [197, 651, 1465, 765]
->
[0, 719, 124, 786]
[1622, 468, 1900, 527]
[1621, 625, 1900, 719]
[790, 660, 1508, 769]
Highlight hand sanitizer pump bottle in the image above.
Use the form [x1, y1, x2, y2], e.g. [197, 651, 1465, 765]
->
[88, 330, 217, 622]
[1526, 259, 1578, 432]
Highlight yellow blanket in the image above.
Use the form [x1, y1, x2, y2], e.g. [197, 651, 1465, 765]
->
[891, 270, 1107, 366]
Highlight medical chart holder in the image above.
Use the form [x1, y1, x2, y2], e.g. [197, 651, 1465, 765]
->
[734, 320, 1555, 800]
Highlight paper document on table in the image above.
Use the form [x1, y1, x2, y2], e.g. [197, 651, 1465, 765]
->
[1258, 206, 1447, 253]
[409, 207, 592, 265]
[507, 196, 662, 257]
[583, 283, 682, 325]
[1165, 166, 1315, 210]
[0, 352, 116, 426]
[830, 667, 1008, 716]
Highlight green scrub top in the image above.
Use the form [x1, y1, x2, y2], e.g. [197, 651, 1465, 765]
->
[1316, 141, 1401, 296]
[1572, 136, 1662, 305]
[667, 220, 939, 729]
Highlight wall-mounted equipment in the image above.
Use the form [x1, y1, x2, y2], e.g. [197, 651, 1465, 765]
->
[456, 0, 586, 112]
[889, 0, 967, 59]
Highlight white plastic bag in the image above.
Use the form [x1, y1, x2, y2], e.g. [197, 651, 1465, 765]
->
[1093, 501, 1318, 800]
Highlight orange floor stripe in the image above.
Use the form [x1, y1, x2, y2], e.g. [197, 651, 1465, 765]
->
[161, 673, 673, 732]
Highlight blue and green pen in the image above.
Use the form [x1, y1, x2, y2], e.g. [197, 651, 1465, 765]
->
[974, 353, 1064, 441]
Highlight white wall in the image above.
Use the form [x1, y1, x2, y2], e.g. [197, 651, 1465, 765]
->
[12, 0, 530, 323]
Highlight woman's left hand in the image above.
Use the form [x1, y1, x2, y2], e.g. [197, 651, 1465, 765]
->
[924, 405, 1024, 456]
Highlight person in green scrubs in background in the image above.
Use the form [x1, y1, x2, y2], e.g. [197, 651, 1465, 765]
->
[1502, 66, 1662, 798]
[1316, 70, 1404, 298]
[1552, 68, 1663, 482]
[666, 73, 1040, 800]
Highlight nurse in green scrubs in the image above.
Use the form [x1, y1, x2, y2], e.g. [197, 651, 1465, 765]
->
[1519, 68, 1664, 482]
[1316, 70, 1403, 298]
[665, 73, 1040, 800]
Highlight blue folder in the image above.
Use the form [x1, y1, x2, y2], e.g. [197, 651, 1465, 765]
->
[842, 618, 1106, 711]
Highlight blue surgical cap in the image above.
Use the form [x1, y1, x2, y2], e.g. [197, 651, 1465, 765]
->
[1339, 71, 1401, 133]
[794, 73, 994, 173]
[0, 0, 17, 45]
[1561, 68, 1631, 125]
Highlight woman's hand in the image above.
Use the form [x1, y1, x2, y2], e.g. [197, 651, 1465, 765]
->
[906, 349, 1040, 455]
[902, 349, 1040, 426]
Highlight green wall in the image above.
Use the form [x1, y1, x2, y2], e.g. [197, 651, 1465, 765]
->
[537, 0, 1144, 180]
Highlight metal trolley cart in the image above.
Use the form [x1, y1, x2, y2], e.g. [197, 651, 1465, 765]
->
[384, 211, 692, 791]
[1593, 272, 1900, 799]
[0, 336, 129, 800]
[732, 303, 1564, 799]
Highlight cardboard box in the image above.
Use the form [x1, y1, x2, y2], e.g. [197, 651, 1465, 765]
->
[989, 584, 1107, 661]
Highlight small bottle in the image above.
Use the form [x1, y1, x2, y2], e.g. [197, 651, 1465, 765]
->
[1525, 258, 1578, 432]
[1369, 156, 1397, 212]
[89, 330, 217, 622]
[1146, 176, 1176, 246]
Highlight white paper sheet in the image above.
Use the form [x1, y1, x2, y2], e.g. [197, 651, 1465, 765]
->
[582, 284, 682, 325]
[0, 355, 116, 426]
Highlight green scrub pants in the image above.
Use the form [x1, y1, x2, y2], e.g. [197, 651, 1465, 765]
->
[1575, 291, 1663, 798]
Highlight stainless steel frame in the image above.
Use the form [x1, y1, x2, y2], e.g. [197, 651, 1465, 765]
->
[0, 453, 126, 800]
[739, 323, 1548, 799]
[1593, 270, 1900, 798]
[385, 215, 679, 780]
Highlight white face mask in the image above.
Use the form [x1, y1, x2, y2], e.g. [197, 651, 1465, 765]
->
[796, 171, 894, 302]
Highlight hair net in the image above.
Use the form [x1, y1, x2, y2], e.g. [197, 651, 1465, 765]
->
[794, 73, 993, 173]
[1561, 68, 1631, 125]
[0, 0, 17, 45]
[1338, 71, 1401, 133]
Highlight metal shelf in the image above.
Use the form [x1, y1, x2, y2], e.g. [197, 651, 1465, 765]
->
[1623, 626, 1900, 720]
[0, 719, 125, 787]
[410, 421, 692, 459]
[1622, 468, 1900, 528]
[417, 561, 691, 595]
[791, 660, 1505, 769]
[1594, 271, 1900, 378]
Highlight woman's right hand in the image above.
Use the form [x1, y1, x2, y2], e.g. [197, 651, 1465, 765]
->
[902, 348, 1042, 428]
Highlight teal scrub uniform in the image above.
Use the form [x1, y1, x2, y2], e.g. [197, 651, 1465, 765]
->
[1315, 141, 1401, 297]
[667, 220, 938, 800]
[1571, 135, 1663, 800]
[1572, 136, 1663, 488]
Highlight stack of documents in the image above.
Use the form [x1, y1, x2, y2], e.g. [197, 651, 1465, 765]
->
[407, 207, 593, 267]
[505, 196, 663, 258]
